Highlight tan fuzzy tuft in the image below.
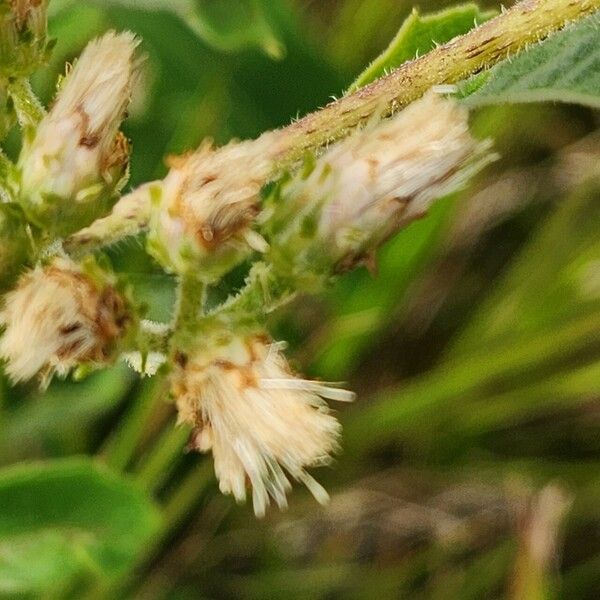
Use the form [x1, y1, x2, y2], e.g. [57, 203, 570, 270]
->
[291, 92, 495, 263]
[18, 31, 140, 235]
[0, 258, 129, 383]
[173, 335, 353, 517]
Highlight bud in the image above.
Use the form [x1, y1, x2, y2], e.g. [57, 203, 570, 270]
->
[263, 93, 494, 285]
[173, 333, 354, 517]
[0, 0, 50, 77]
[18, 31, 139, 237]
[146, 135, 276, 281]
[0, 257, 132, 383]
[0, 203, 32, 290]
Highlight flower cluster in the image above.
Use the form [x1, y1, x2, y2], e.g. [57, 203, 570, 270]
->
[146, 135, 277, 282]
[0, 6, 494, 516]
[262, 92, 494, 288]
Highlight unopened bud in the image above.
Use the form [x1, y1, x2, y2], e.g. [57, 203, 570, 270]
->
[0, 257, 132, 383]
[147, 135, 275, 281]
[18, 31, 139, 237]
[0, 0, 50, 77]
[263, 93, 494, 285]
[0, 203, 32, 290]
[173, 332, 353, 517]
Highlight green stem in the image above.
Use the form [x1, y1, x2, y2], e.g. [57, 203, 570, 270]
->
[100, 375, 169, 472]
[63, 183, 156, 257]
[7, 78, 45, 128]
[207, 262, 296, 323]
[132, 421, 191, 493]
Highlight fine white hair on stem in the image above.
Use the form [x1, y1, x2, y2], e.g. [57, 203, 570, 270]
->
[174, 334, 353, 517]
[0, 258, 129, 384]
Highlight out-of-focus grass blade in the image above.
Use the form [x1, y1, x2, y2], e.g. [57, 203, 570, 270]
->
[452, 178, 600, 355]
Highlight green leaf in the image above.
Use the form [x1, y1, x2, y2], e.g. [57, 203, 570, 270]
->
[50, 0, 284, 58]
[0, 458, 161, 595]
[460, 11, 600, 109]
[0, 365, 134, 464]
[348, 3, 496, 92]
[185, 0, 285, 59]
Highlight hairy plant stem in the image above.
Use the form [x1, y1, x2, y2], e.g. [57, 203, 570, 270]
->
[271, 0, 600, 164]
[7, 78, 45, 128]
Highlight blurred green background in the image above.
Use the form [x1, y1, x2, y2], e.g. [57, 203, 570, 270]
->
[1, 0, 599, 598]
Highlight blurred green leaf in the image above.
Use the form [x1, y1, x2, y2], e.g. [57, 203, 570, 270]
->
[349, 3, 496, 91]
[0, 458, 160, 595]
[0, 364, 134, 464]
[50, 0, 284, 58]
[460, 11, 600, 108]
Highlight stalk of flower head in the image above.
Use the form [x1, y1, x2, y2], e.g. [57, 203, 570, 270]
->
[0, 80, 15, 139]
[17, 31, 139, 238]
[0, 203, 32, 291]
[261, 92, 495, 294]
[172, 326, 354, 517]
[0, 0, 50, 78]
[0, 256, 135, 385]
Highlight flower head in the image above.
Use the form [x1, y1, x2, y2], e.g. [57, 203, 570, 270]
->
[173, 333, 354, 517]
[18, 31, 139, 237]
[264, 92, 494, 279]
[0, 257, 131, 383]
[147, 135, 276, 281]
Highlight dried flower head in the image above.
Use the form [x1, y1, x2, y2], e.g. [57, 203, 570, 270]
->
[173, 333, 354, 517]
[0, 257, 130, 383]
[147, 135, 277, 280]
[264, 92, 494, 278]
[0, 0, 49, 77]
[18, 31, 140, 237]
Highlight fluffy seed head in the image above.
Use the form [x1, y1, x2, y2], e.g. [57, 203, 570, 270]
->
[266, 92, 494, 274]
[147, 135, 276, 280]
[173, 334, 353, 517]
[18, 31, 139, 237]
[0, 257, 130, 383]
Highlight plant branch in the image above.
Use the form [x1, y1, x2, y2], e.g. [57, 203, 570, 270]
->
[274, 0, 600, 163]
[63, 0, 599, 257]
